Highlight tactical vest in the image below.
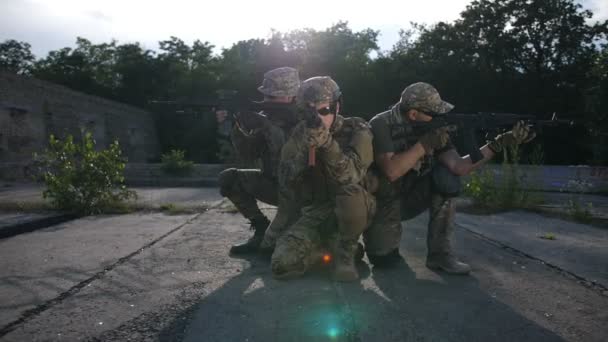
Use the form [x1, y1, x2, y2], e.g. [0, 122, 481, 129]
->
[332, 116, 367, 152]
[307, 115, 372, 203]
[376, 106, 434, 178]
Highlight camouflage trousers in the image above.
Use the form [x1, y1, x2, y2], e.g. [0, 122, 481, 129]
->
[259, 185, 307, 250]
[218, 168, 277, 222]
[364, 171, 456, 258]
[271, 184, 376, 279]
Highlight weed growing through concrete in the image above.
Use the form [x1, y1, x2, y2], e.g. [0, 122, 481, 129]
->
[464, 145, 543, 210]
[563, 179, 594, 223]
[539, 233, 556, 240]
[567, 199, 593, 224]
[159, 203, 194, 215]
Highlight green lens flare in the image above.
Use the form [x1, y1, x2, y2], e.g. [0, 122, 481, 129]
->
[327, 326, 339, 338]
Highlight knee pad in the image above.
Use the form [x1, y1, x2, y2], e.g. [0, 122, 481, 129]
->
[271, 235, 313, 279]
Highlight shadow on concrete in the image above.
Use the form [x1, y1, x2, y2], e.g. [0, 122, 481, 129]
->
[153, 256, 563, 342]
[0, 214, 77, 239]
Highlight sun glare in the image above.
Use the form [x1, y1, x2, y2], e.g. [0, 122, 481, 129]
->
[4, 0, 606, 56]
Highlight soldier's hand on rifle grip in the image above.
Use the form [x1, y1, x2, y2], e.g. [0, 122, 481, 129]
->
[307, 125, 331, 149]
[418, 127, 452, 155]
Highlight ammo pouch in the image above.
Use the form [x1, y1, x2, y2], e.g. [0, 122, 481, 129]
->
[431, 163, 461, 198]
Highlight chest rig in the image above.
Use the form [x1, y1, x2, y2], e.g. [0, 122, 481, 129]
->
[382, 105, 434, 177]
[306, 115, 368, 202]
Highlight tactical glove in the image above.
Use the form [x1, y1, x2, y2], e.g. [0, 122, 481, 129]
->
[418, 127, 451, 154]
[236, 110, 268, 133]
[307, 125, 331, 148]
[488, 120, 536, 153]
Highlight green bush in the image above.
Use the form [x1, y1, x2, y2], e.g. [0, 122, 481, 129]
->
[37, 132, 136, 215]
[161, 149, 194, 175]
[463, 167, 496, 206]
[464, 145, 542, 210]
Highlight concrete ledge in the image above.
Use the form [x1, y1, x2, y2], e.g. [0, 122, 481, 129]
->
[124, 163, 229, 187]
[124, 163, 228, 178]
[0, 162, 35, 181]
[466, 165, 608, 194]
[0, 163, 230, 187]
[125, 178, 219, 187]
[2, 162, 607, 192]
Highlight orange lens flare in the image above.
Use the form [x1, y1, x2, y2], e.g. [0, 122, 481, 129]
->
[322, 254, 332, 263]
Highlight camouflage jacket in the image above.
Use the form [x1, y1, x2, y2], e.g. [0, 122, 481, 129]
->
[279, 115, 374, 204]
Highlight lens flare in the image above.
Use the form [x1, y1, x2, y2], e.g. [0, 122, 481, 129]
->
[327, 326, 339, 338]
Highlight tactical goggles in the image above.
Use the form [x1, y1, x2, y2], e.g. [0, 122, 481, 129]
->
[317, 106, 333, 116]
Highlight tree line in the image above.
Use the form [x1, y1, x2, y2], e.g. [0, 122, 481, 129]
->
[1, 0, 607, 165]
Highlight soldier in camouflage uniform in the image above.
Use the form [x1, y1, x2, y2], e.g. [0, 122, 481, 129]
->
[268, 76, 376, 282]
[218, 67, 301, 254]
[366, 82, 535, 274]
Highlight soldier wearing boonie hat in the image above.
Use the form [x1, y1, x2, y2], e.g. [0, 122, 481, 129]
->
[218, 67, 301, 255]
[257, 67, 300, 97]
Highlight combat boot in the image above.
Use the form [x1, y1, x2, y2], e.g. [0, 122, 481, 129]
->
[426, 254, 471, 275]
[334, 240, 359, 282]
[230, 217, 270, 255]
[426, 195, 471, 275]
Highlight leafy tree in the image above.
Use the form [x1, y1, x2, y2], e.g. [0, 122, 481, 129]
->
[457, 0, 607, 113]
[4, 1, 606, 164]
[154, 36, 218, 99]
[281, 22, 380, 117]
[113, 43, 158, 106]
[0, 39, 35, 74]
[32, 38, 109, 97]
[583, 45, 608, 164]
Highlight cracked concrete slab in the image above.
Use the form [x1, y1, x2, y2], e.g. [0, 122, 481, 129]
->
[0, 213, 196, 330]
[0, 208, 606, 341]
[454, 211, 608, 288]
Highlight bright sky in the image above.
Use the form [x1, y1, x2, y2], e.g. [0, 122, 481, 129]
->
[1, 0, 607, 59]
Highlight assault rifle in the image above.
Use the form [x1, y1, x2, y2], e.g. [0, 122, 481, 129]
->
[409, 112, 575, 162]
[148, 90, 295, 132]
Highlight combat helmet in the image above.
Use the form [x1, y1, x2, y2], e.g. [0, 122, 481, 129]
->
[297, 76, 342, 107]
